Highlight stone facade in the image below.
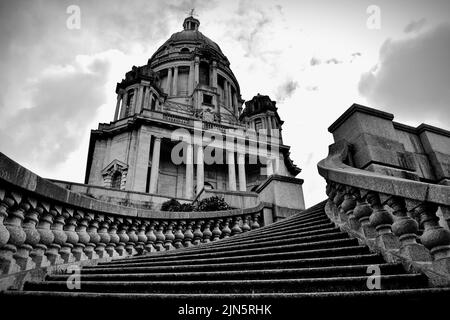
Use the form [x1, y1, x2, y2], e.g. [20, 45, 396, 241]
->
[84, 16, 302, 205]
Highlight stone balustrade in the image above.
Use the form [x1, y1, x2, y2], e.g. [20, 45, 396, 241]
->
[318, 140, 450, 284]
[0, 152, 263, 276]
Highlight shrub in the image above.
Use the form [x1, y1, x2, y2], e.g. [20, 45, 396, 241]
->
[179, 202, 195, 212]
[160, 198, 181, 211]
[195, 196, 231, 212]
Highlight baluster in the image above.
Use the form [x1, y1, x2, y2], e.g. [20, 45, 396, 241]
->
[251, 213, 261, 229]
[366, 192, 400, 257]
[125, 218, 138, 256]
[62, 209, 79, 263]
[241, 216, 251, 233]
[94, 214, 110, 259]
[231, 217, 242, 235]
[340, 187, 358, 231]
[155, 221, 166, 251]
[325, 182, 338, 219]
[415, 202, 450, 274]
[173, 221, 185, 249]
[193, 220, 204, 245]
[334, 185, 346, 222]
[202, 220, 213, 243]
[222, 218, 232, 238]
[16, 199, 39, 271]
[84, 213, 99, 260]
[76, 212, 93, 261]
[164, 222, 176, 250]
[106, 217, 120, 258]
[72, 211, 89, 261]
[183, 221, 194, 247]
[144, 221, 157, 253]
[0, 193, 16, 274]
[211, 219, 222, 241]
[388, 197, 431, 261]
[4, 193, 27, 272]
[116, 219, 129, 257]
[136, 221, 147, 255]
[353, 190, 376, 239]
[52, 208, 71, 264]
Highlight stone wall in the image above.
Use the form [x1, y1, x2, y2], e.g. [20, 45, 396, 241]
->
[328, 104, 450, 185]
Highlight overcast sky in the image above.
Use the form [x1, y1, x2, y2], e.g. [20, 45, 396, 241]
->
[0, 0, 449, 207]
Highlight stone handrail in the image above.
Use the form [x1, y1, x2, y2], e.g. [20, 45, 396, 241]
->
[0, 152, 262, 276]
[318, 140, 450, 285]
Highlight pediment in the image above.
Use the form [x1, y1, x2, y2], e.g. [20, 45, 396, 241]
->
[101, 159, 128, 176]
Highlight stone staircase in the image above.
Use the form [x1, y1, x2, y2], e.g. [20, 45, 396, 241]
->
[2, 201, 449, 314]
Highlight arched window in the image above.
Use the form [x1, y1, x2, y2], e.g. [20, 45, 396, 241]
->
[111, 171, 122, 189]
[180, 47, 190, 53]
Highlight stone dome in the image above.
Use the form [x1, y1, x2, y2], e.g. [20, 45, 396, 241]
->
[148, 16, 228, 65]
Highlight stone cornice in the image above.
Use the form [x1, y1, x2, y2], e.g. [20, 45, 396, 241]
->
[328, 103, 394, 133]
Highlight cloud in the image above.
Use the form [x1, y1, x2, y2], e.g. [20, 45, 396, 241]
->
[358, 23, 450, 128]
[325, 58, 343, 65]
[310, 57, 321, 66]
[275, 80, 299, 102]
[404, 18, 427, 33]
[0, 52, 114, 169]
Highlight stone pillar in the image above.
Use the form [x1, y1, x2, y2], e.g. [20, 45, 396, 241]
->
[165, 68, 172, 95]
[119, 92, 128, 118]
[212, 61, 218, 88]
[233, 93, 239, 116]
[114, 94, 121, 121]
[132, 88, 138, 114]
[185, 143, 194, 198]
[194, 57, 200, 86]
[172, 67, 178, 96]
[228, 84, 233, 109]
[135, 85, 144, 114]
[237, 151, 246, 191]
[227, 150, 237, 191]
[224, 80, 229, 107]
[143, 87, 150, 110]
[196, 144, 204, 195]
[149, 136, 161, 194]
[189, 63, 194, 95]
[128, 128, 152, 192]
[266, 157, 274, 176]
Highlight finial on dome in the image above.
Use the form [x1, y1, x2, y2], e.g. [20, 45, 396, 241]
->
[183, 9, 200, 31]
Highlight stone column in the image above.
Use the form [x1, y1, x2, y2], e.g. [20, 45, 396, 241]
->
[135, 85, 144, 114]
[114, 94, 121, 121]
[132, 88, 138, 114]
[165, 68, 172, 95]
[233, 93, 239, 116]
[172, 67, 178, 96]
[237, 151, 246, 191]
[185, 143, 194, 198]
[212, 61, 218, 88]
[149, 136, 161, 194]
[143, 87, 150, 110]
[224, 80, 229, 107]
[227, 150, 237, 191]
[196, 144, 204, 195]
[194, 57, 200, 86]
[119, 92, 128, 118]
[228, 84, 233, 109]
[128, 128, 152, 192]
[188, 63, 194, 95]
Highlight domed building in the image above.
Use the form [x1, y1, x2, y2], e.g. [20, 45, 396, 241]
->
[82, 15, 304, 211]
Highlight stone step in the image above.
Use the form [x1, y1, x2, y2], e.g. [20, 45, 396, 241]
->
[46, 263, 405, 282]
[84, 244, 369, 270]
[23, 274, 428, 294]
[100, 232, 351, 266]
[80, 253, 383, 274]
